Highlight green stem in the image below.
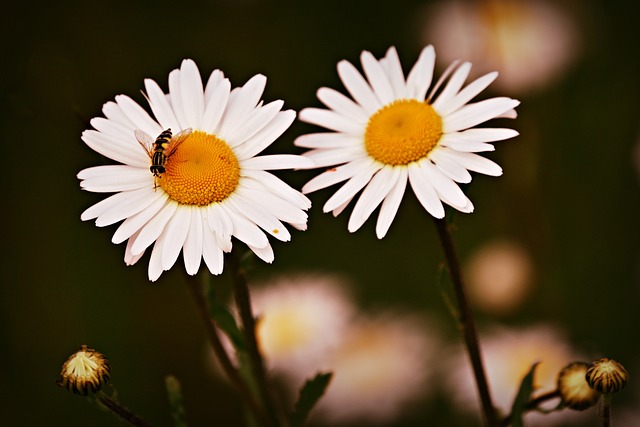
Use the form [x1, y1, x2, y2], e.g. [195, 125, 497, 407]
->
[185, 274, 266, 422]
[229, 251, 281, 427]
[434, 217, 499, 427]
[95, 393, 154, 427]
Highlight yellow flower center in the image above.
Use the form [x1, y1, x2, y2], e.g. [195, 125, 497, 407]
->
[365, 99, 443, 165]
[159, 130, 240, 206]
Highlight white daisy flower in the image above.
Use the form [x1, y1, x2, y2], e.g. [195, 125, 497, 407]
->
[78, 59, 313, 281]
[295, 45, 520, 238]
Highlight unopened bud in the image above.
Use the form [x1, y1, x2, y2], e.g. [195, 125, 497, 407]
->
[585, 357, 629, 394]
[56, 345, 111, 395]
[557, 362, 600, 410]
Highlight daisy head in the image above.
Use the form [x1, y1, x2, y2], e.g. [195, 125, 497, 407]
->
[295, 45, 520, 238]
[78, 59, 313, 281]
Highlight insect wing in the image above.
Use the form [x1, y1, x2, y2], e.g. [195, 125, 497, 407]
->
[165, 128, 192, 158]
[134, 130, 155, 157]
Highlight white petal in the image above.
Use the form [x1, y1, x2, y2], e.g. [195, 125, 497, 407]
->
[323, 163, 381, 213]
[204, 69, 225, 102]
[90, 117, 135, 141]
[168, 69, 188, 130]
[376, 167, 408, 238]
[202, 229, 224, 275]
[302, 157, 375, 194]
[317, 87, 369, 123]
[206, 203, 233, 251]
[224, 203, 270, 248]
[183, 207, 203, 275]
[298, 108, 363, 135]
[247, 243, 274, 263]
[405, 45, 435, 101]
[429, 149, 472, 183]
[102, 101, 136, 128]
[148, 233, 167, 282]
[331, 195, 354, 217]
[201, 77, 231, 134]
[360, 50, 395, 105]
[337, 60, 381, 114]
[81, 190, 132, 221]
[114, 95, 161, 137]
[439, 133, 495, 153]
[379, 46, 407, 99]
[229, 100, 285, 148]
[161, 207, 191, 270]
[458, 128, 519, 142]
[94, 187, 159, 227]
[438, 148, 503, 176]
[178, 59, 205, 129]
[236, 185, 308, 225]
[218, 74, 266, 139]
[301, 146, 366, 168]
[408, 163, 444, 218]
[124, 230, 145, 266]
[80, 166, 152, 193]
[294, 132, 362, 149]
[241, 154, 314, 170]
[234, 110, 296, 160]
[81, 130, 148, 168]
[144, 78, 180, 131]
[422, 161, 468, 208]
[348, 167, 399, 233]
[131, 201, 178, 256]
[112, 195, 169, 244]
[241, 169, 311, 210]
[439, 72, 499, 116]
[431, 62, 471, 113]
[228, 195, 291, 242]
[444, 98, 521, 132]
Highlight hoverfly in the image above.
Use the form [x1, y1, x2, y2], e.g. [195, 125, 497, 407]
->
[135, 127, 192, 189]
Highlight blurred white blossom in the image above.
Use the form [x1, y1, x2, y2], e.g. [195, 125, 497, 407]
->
[420, 0, 582, 93]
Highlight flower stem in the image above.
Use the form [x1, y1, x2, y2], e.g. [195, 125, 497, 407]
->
[184, 274, 266, 422]
[433, 217, 499, 427]
[95, 392, 154, 427]
[229, 251, 281, 427]
[599, 394, 611, 427]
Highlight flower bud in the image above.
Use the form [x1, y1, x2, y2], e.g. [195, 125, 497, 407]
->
[56, 345, 111, 395]
[585, 358, 629, 394]
[557, 362, 600, 410]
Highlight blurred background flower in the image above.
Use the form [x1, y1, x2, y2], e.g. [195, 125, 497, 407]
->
[419, 0, 583, 94]
[464, 239, 534, 315]
[310, 312, 440, 425]
[248, 274, 356, 379]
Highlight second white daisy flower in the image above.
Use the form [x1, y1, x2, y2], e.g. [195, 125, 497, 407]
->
[295, 45, 520, 238]
[79, 59, 313, 281]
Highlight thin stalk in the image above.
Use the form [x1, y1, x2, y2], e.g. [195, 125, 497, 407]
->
[185, 274, 266, 422]
[434, 217, 499, 427]
[599, 395, 611, 427]
[229, 252, 281, 427]
[95, 393, 154, 427]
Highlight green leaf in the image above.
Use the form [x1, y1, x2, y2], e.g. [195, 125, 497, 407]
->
[510, 362, 539, 427]
[289, 372, 333, 427]
[165, 375, 187, 427]
[203, 280, 247, 352]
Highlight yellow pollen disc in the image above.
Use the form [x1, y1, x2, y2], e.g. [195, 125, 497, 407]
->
[365, 99, 443, 166]
[160, 130, 240, 206]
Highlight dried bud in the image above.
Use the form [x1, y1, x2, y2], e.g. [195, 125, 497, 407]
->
[56, 345, 111, 395]
[585, 358, 629, 394]
[557, 362, 600, 410]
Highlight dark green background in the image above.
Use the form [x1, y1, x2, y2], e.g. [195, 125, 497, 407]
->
[2, 0, 639, 426]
